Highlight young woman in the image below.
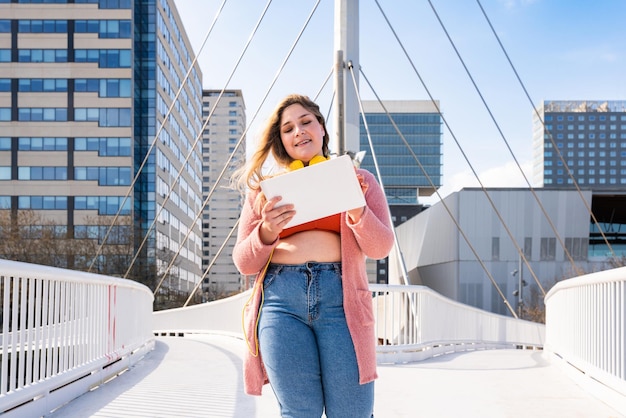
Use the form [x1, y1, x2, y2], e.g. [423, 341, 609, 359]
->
[233, 94, 394, 417]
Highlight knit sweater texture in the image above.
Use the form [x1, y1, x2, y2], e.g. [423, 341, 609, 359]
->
[233, 168, 394, 396]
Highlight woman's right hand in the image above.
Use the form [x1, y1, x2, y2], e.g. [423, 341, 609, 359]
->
[259, 196, 295, 244]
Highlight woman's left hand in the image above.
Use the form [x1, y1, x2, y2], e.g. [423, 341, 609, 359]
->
[347, 173, 368, 223]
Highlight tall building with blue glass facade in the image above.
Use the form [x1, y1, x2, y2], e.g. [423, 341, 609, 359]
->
[533, 100, 626, 188]
[533, 100, 626, 259]
[359, 100, 442, 207]
[359, 100, 443, 283]
[0, 0, 204, 293]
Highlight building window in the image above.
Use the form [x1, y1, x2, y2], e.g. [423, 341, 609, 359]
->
[74, 49, 131, 68]
[75, 20, 131, 38]
[460, 283, 483, 308]
[74, 225, 130, 244]
[540, 237, 556, 261]
[75, 137, 131, 156]
[18, 20, 68, 33]
[18, 167, 67, 180]
[0, 108, 10, 121]
[0, 167, 10, 180]
[20, 225, 67, 239]
[18, 49, 68, 63]
[74, 167, 131, 185]
[75, 196, 131, 215]
[491, 237, 500, 261]
[524, 237, 532, 259]
[75, 78, 131, 97]
[18, 108, 68, 121]
[74, 108, 131, 126]
[18, 137, 68, 151]
[18, 79, 68, 92]
[18, 196, 67, 210]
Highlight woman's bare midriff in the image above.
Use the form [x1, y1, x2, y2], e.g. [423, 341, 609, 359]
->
[271, 230, 341, 264]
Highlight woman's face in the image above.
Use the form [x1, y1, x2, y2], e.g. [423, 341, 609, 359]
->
[279, 103, 325, 165]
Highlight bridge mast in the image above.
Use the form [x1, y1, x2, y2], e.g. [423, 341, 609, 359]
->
[333, 0, 360, 156]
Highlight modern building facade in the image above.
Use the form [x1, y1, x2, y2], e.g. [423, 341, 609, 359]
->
[0, 0, 204, 293]
[359, 100, 442, 283]
[391, 187, 612, 317]
[201, 90, 245, 295]
[533, 100, 626, 260]
[533, 100, 626, 188]
[359, 100, 442, 205]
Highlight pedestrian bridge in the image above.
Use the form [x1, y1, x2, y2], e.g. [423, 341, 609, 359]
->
[1, 259, 625, 417]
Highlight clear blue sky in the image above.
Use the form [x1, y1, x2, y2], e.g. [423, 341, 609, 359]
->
[173, 0, 626, 203]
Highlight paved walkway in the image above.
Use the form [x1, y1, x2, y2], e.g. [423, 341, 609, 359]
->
[51, 334, 624, 418]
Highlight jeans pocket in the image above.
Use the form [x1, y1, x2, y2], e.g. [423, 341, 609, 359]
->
[263, 270, 279, 289]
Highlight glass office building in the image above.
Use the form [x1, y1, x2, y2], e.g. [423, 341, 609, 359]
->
[533, 100, 626, 188]
[359, 100, 442, 206]
[533, 100, 626, 259]
[0, 0, 204, 292]
[359, 100, 443, 283]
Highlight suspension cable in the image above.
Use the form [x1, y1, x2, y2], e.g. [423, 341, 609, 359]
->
[149, 0, 276, 288]
[127, 0, 276, 280]
[88, 0, 230, 273]
[373, 0, 546, 297]
[357, 66, 517, 317]
[346, 63, 410, 287]
[176, 64, 331, 303]
[152, 0, 323, 295]
[183, 219, 240, 307]
[475, 0, 618, 263]
[425, 0, 583, 275]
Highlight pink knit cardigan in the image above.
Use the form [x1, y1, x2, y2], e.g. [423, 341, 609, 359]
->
[233, 168, 394, 396]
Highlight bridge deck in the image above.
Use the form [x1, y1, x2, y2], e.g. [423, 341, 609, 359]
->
[50, 334, 623, 418]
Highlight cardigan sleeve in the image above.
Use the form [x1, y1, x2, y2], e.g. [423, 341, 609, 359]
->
[345, 169, 394, 260]
[232, 190, 278, 275]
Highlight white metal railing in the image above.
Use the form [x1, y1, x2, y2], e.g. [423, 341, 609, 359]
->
[153, 290, 249, 336]
[370, 284, 545, 363]
[153, 283, 546, 363]
[0, 259, 154, 418]
[19, 261, 626, 416]
[545, 265, 626, 411]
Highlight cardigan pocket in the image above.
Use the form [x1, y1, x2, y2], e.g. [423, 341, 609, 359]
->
[357, 289, 375, 326]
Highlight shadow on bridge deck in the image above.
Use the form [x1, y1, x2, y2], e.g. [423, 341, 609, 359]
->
[50, 334, 623, 418]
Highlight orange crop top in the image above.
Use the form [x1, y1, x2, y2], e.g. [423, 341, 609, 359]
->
[279, 213, 341, 239]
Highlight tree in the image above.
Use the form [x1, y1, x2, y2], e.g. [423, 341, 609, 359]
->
[0, 209, 216, 310]
[0, 209, 135, 275]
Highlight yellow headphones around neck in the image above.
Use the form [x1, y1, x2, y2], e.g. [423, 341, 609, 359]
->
[288, 155, 329, 171]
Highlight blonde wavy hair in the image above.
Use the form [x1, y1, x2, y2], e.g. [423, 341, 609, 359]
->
[232, 94, 330, 194]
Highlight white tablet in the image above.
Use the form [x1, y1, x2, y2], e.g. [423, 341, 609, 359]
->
[260, 154, 366, 228]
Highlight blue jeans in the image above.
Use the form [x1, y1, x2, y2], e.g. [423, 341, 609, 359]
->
[258, 262, 374, 418]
